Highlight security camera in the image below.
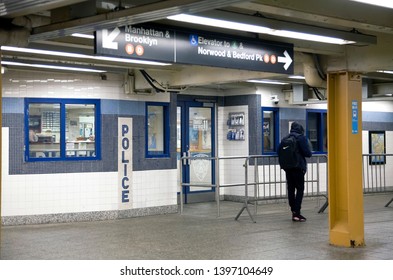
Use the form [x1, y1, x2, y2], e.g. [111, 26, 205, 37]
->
[271, 95, 279, 104]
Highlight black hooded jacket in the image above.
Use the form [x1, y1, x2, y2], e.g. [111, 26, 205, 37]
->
[279, 122, 312, 172]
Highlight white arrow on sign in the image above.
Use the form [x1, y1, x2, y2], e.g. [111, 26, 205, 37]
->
[102, 28, 121, 50]
[278, 50, 293, 71]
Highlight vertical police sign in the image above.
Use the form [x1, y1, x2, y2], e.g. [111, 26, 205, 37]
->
[118, 118, 133, 209]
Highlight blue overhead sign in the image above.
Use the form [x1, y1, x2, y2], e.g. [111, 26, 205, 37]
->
[95, 24, 294, 74]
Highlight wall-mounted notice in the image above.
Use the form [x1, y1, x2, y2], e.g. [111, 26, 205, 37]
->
[352, 100, 358, 134]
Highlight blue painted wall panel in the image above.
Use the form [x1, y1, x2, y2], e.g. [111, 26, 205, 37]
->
[2, 97, 24, 114]
[101, 99, 145, 115]
[363, 111, 393, 123]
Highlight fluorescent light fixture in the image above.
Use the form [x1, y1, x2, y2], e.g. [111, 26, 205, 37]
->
[93, 55, 169, 65]
[168, 14, 271, 35]
[274, 31, 355, 45]
[1, 46, 171, 66]
[72, 33, 95, 39]
[168, 11, 376, 45]
[169, 14, 353, 45]
[350, 0, 393, 9]
[1, 61, 106, 73]
[377, 70, 393, 74]
[247, 79, 288, 85]
[289, 75, 306, 79]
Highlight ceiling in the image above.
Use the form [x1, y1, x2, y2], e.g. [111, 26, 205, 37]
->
[1, 0, 393, 96]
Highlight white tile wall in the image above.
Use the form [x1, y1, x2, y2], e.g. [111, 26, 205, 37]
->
[133, 169, 178, 208]
[1, 171, 118, 216]
[1, 169, 177, 216]
[217, 106, 249, 196]
[1, 127, 177, 216]
[0, 69, 177, 218]
[2, 70, 170, 102]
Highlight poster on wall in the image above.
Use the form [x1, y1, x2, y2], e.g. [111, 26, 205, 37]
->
[369, 131, 386, 165]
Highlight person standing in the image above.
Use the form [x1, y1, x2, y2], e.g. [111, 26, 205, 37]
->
[278, 122, 312, 222]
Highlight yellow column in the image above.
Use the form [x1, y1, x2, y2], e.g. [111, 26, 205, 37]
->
[327, 72, 365, 247]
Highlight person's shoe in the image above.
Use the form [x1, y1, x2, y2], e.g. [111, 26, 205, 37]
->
[292, 213, 307, 222]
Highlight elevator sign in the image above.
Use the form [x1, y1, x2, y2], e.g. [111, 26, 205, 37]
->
[95, 24, 294, 74]
[175, 31, 293, 73]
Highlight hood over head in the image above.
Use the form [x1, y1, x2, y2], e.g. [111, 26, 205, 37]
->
[290, 122, 305, 135]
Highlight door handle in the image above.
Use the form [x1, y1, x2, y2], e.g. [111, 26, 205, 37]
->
[182, 152, 187, 165]
[182, 151, 191, 165]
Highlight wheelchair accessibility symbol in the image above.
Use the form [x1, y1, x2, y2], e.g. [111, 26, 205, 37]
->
[189, 35, 198, 46]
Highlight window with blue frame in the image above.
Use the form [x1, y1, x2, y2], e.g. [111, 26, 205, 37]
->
[146, 102, 170, 157]
[262, 107, 279, 154]
[25, 98, 101, 161]
[306, 109, 327, 153]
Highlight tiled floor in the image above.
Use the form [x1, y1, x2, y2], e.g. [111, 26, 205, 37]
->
[1, 193, 392, 260]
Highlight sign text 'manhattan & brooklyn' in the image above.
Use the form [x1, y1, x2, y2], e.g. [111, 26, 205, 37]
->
[124, 25, 170, 47]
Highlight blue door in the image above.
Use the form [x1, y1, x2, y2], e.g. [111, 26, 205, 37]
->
[177, 100, 215, 203]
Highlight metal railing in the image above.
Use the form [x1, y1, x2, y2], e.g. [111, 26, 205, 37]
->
[362, 153, 393, 207]
[235, 155, 328, 222]
[179, 153, 392, 221]
[179, 154, 328, 221]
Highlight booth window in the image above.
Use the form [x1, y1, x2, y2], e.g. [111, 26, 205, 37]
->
[262, 107, 279, 154]
[25, 98, 101, 161]
[306, 110, 327, 153]
[146, 103, 169, 157]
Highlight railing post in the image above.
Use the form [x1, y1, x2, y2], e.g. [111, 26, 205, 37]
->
[179, 157, 184, 214]
[216, 156, 220, 217]
[382, 158, 384, 191]
[316, 156, 320, 198]
[245, 157, 249, 203]
[254, 156, 258, 214]
[234, 156, 256, 222]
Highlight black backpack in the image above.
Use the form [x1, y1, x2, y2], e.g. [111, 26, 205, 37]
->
[278, 135, 299, 170]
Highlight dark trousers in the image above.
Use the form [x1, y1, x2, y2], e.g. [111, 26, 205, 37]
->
[285, 168, 305, 215]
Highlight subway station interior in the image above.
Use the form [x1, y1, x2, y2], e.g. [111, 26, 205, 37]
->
[0, 0, 393, 260]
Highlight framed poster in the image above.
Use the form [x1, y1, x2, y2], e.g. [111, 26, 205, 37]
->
[369, 131, 386, 165]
